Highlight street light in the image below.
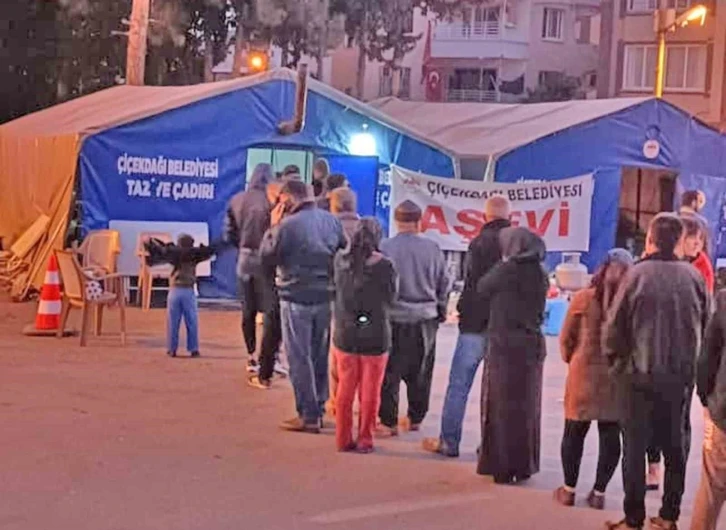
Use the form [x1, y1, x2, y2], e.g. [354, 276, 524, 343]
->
[654, 5, 708, 98]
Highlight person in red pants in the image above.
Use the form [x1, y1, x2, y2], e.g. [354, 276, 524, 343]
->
[332, 218, 398, 453]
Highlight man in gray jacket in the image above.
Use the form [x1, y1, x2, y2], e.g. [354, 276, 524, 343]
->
[378, 200, 450, 435]
[604, 213, 709, 530]
[225, 163, 275, 373]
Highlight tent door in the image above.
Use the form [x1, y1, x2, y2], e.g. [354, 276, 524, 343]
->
[615, 167, 677, 256]
[326, 155, 379, 217]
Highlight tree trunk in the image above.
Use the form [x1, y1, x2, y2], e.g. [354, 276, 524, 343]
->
[126, 0, 150, 86]
[203, 35, 214, 82]
[232, 17, 245, 78]
[392, 66, 401, 98]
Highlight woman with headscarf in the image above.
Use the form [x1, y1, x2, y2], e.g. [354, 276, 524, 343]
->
[554, 249, 634, 510]
[476, 226, 548, 484]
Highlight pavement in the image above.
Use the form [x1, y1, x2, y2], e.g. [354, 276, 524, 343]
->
[0, 299, 721, 530]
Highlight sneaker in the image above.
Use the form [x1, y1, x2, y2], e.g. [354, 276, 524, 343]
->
[646, 463, 660, 491]
[248, 375, 271, 390]
[247, 358, 259, 374]
[339, 442, 357, 453]
[587, 490, 605, 510]
[273, 360, 289, 378]
[605, 521, 642, 530]
[280, 417, 320, 434]
[649, 517, 678, 530]
[190, 351, 200, 358]
[167, 351, 177, 358]
[422, 437, 459, 458]
[553, 486, 575, 507]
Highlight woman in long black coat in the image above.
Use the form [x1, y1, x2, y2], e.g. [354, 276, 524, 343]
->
[476, 227, 548, 484]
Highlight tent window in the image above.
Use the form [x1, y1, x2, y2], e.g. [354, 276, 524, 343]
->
[246, 148, 314, 183]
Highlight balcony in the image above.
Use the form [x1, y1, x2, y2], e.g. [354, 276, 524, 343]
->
[445, 89, 521, 103]
[431, 22, 529, 60]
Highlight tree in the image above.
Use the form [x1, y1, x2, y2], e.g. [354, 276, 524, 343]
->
[525, 75, 582, 103]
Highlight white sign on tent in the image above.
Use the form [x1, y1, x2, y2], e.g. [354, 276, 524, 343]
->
[389, 166, 594, 252]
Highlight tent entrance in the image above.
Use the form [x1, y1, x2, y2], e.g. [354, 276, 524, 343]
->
[615, 167, 677, 256]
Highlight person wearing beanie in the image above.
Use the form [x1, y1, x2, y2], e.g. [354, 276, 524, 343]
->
[378, 200, 451, 436]
[144, 233, 222, 358]
[554, 248, 635, 510]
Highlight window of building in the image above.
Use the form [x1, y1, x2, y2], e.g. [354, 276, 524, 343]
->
[627, 0, 658, 13]
[623, 44, 707, 92]
[538, 70, 565, 87]
[378, 66, 412, 98]
[402, 9, 414, 33]
[542, 8, 565, 41]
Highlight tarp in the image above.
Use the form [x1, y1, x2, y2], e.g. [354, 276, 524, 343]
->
[0, 69, 456, 296]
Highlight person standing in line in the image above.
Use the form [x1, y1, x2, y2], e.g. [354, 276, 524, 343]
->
[312, 158, 330, 198]
[330, 188, 360, 241]
[327, 187, 361, 415]
[317, 174, 349, 212]
[476, 227, 548, 485]
[553, 249, 634, 510]
[225, 163, 274, 374]
[248, 180, 286, 389]
[691, 289, 726, 530]
[603, 213, 709, 530]
[260, 180, 346, 433]
[646, 214, 714, 490]
[682, 215, 715, 293]
[333, 218, 398, 453]
[422, 195, 511, 458]
[378, 200, 450, 436]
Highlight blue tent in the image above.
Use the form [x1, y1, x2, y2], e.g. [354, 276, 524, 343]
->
[372, 97, 726, 269]
[67, 69, 457, 298]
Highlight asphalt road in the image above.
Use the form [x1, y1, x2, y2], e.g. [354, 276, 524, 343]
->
[0, 300, 719, 530]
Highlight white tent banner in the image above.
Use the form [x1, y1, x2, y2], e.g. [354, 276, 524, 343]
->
[389, 166, 594, 252]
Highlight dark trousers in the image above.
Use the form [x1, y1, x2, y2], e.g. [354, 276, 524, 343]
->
[621, 379, 691, 527]
[379, 319, 439, 428]
[239, 275, 265, 357]
[258, 306, 282, 382]
[647, 385, 694, 465]
[561, 420, 621, 492]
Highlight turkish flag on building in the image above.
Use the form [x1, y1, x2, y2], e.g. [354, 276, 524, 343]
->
[421, 21, 443, 102]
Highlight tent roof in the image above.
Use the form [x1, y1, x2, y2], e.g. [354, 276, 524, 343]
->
[1, 69, 454, 156]
[368, 97, 654, 159]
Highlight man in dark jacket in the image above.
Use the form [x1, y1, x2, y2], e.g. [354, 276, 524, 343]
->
[260, 180, 346, 433]
[225, 163, 274, 373]
[378, 200, 451, 436]
[422, 195, 511, 457]
[693, 290, 726, 530]
[604, 213, 709, 530]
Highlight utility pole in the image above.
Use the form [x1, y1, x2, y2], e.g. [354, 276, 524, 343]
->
[126, 0, 150, 85]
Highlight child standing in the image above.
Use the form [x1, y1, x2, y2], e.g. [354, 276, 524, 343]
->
[332, 218, 398, 453]
[145, 234, 218, 358]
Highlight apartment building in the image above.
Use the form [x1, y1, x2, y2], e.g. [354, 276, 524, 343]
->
[328, 2, 600, 102]
[598, 0, 726, 128]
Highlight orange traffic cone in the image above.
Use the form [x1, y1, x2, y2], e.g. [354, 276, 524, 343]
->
[23, 255, 65, 337]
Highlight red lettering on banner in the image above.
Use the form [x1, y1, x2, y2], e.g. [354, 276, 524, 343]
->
[558, 201, 570, 237]
[454, 209, 484, 240]
[525, 209, 554, 236]
[422, 206, 450, 234]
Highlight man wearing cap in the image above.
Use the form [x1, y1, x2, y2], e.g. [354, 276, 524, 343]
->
[261, 180, 347, 433]
[378, 199, 451, 436]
